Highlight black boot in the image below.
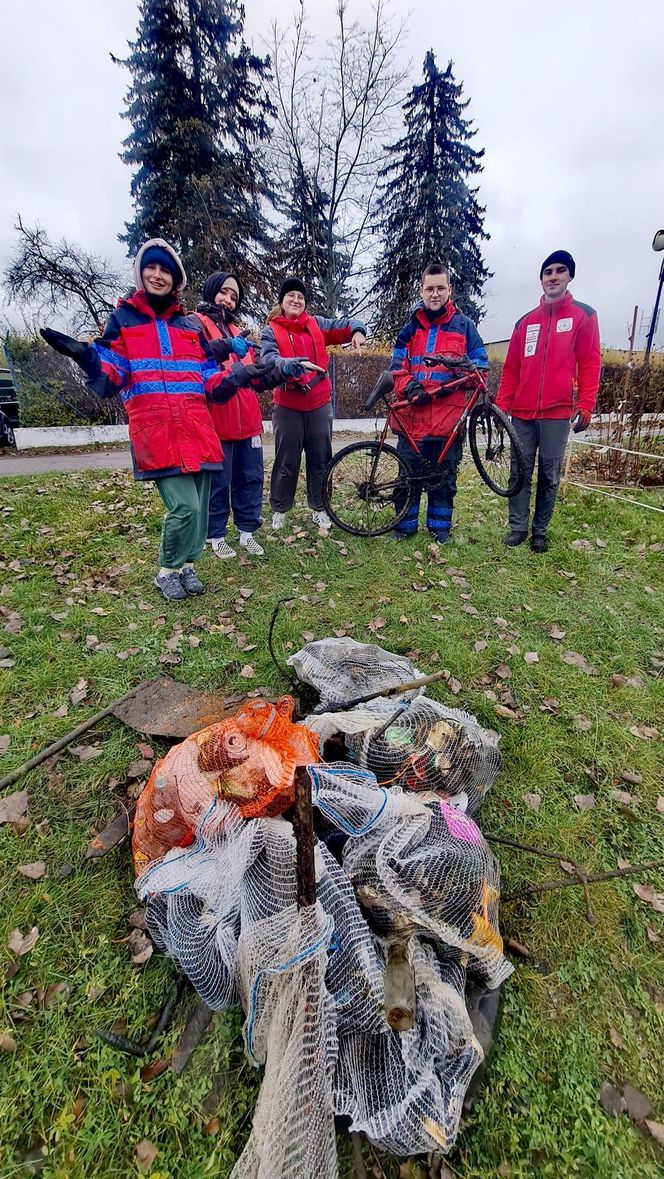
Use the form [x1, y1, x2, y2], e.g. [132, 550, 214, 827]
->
[530, 533, 549, 553]
[504, 531, 527, 547]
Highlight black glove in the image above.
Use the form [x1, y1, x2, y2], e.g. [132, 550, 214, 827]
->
[282, 358, 308, 378]
[40, 327, 99, 377]
[404, 379, 430, 406]
[210, 361, 280, 401]
[208, 337, 234, 364]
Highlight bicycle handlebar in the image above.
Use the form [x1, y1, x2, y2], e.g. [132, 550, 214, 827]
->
[421, 353, 476, 371]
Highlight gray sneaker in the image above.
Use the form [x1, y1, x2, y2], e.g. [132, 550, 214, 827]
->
[154, 570, 188, 601]
[179, 565, 205, 595]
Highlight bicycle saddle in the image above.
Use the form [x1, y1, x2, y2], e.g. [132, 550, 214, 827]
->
[364, 370, 395, 410]
[422, 353, 474, 370]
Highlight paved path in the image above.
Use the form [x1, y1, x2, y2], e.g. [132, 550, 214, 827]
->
[0, 436, 367, 477]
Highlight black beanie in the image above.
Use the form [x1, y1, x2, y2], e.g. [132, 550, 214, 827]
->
[540, 250, 576, 280]
[201, 270, 244, 309]
[140, 245, 182, 286]
[278, 276, 307, 303]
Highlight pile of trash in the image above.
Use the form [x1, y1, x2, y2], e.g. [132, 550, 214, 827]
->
[133, 639, 510, 1178]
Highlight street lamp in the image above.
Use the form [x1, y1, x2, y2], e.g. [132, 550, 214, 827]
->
[644, 229, 664, 364]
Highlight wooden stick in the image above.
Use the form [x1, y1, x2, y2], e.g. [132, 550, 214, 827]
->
[503, 858, 664, 902]
[171, 999, 214, 1074]
[317, 669, 451, 714]
[485, 833, 596, 922]
[292, 767, 316, 909]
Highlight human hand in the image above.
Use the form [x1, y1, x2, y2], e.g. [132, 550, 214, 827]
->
[40, 328, 99, 376]
[229, 335, 250, 358]
[571, 409, 591, 433]
[282, 358, 325, 377]
[350, 331, 365, 354]
[404, 379, 430, 405]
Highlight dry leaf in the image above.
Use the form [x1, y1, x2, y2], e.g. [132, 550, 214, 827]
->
[447, 677, 462, 695]
[644, 1120, 664, 1146]
[609, 1028, 625, 1051]
[135, 1139, 158, 1174]
[0, 790, 28, 825]
[126, 759, 152, 781]
[137, 742, 154, 760]
[623, 1084, 653, 1122]
[524, 652, 539, 664]
[610, 789, 633, 805]
[238, 587, 254, 599]
[462, 604, 479, 616]
[573, 715, 592, 732]
[495, 703, 521, 721]
[562, 651, 597, 675]
[474, 640, 487, 652]
[599, 1081, 626, 1116]
[560, 861, 576, 875]
[617, 857, 631, 869]
[8, 926, 39, 956]
[620, 770, 642, 785]
[574, 793, 596, 811]
[628, 724, 659, 740]
[367, 617, 386, 632]
[657, 797, 664, 815]
[0, 1033, 17, 1053]
[70, 744, 103, 762]
[140, 1058, 169, 1083]
[300, 631, 315, 642]
[523, 793, 541, 811]
[53, 704, 69, 718]
[548, 626, 566, 641]
[0, 734, 9, 755]
[70, 678, 88, 705]
[240, 665, 255, 679]
[495, 664, 511, 680]
[646, 925, 661, 945]
[633, 883, 664, 913]
[17, 862, 46, 881]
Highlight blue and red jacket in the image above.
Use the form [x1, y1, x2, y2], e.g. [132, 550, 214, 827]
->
[496, 292, 601, 420]
[195, 313, 263, 441]
[86, 290, 230, 480]
[260, 311, 366, 412]
[389, 301, 488, 440]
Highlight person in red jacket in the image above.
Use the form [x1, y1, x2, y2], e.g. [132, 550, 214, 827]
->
[389, 262, 488, 541]
[496, 250, 601, 552]
[41, 240, 273, 601]
[260, 277, 366, 531]
[195, 270, 278, 560]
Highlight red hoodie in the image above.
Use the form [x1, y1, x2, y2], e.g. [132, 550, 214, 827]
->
[496, 292, 601, 420]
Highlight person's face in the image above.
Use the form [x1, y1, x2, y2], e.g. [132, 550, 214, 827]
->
[142, 263, 174, 295]
[541, 263, 571, 302]
[420, 272, 451, 312]
[214, 279, 240, 312]
[282, 290, 306, 318]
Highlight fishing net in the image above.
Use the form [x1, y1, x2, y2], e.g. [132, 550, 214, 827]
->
[287, 637, 424, 707]
[132, 696, 319, 874]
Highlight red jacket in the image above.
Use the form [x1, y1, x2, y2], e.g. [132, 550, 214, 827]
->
[88, 290, 224, 480]
[496, 292, 601, 420]
[389, 301, 488, 440]
[195, 314, 263, 441]
[260, 312, 365, 411]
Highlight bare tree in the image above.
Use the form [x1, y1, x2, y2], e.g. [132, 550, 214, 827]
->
[3, 217, 124, 335]
[268, 0, 407, 316]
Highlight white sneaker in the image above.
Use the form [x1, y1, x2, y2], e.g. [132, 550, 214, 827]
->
[209, 537, 237, 559]
[311, 510, 332, 530]
[239, 532, 265, 556]
[271, 512, 287, 530]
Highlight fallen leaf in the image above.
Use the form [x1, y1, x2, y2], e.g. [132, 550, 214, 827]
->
[205, 1116, 221, 1136]
[462, 604, 479, 616]
[238, 587, 254, 599]
[8, 927, 39, 956]
[0, 1033, 17, 1053]
[609, 1027, 625, 1051]
[159, 652, 181, 665]
[560, 860, 576, 875]
[52, 704, 69, 718]
[539, 696, 560, 713]
[0, 734, 9, 755]
[300, 631, 315, 642]
[628, 724, 659, 740]
[644, 1120, 664, 1146]
[523, 793, 541, 811]
[657, 797, 664, 815]
[610, 789, 633, 805]
[562, 650, 597, 675]
[367, 617, 386, 632]
[0, 790, 28, 825]
[494, 704, 521, 721]
[447, 677, 462, 695]
[17, 862, 46, 881]
[620, 770, 643, 785]
[633, 883, 664, 913]
[617, 857, 631, 869]
[646, 925, 661, 944]
[573, 715, 592, 732]
[240, 665, 255, 679]
[135, 1139, 158, 1174]
[548, 626, 566, 641]
[137, 742, 154, 760]
[571, 538, 594, 552]
[128, 928, 153, 967]
[623, 1083, 653, 1122]
[474, 640, 487, 652]
[70, 678, 88, 705]
[140, 1058, 169, 1082]
[126, 759, 152, 781]
[524, 652, 539, 664]
[574, 793, 596, 811]
[495, 664, 511, 680]
[70, 744, 103, 762]
[599, 1081, 626, 1116]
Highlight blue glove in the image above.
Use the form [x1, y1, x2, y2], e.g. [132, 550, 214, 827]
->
[282, 358, 307, 378]
[229, 335, 250, 358]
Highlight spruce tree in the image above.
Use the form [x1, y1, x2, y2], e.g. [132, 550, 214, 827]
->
[117, 0, 274, 298]
[373, 51, 489, 338]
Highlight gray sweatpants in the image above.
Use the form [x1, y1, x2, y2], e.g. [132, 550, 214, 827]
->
[270, 403, 333, 512]
[509, 417, 570, 537]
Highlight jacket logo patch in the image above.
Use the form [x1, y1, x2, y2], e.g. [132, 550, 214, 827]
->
[524, 324, 540, 357]
[556, 317, 573, 333]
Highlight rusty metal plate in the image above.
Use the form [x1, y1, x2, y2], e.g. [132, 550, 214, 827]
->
[110, 675, 237, 739]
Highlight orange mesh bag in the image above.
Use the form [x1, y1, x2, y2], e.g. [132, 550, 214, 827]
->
[132, 696, 319, 875]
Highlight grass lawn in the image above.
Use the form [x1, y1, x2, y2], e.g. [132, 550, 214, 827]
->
[0, 461, 663, 1179]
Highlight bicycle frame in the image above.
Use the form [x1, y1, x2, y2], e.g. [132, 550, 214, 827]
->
[372, 367, 489, 472]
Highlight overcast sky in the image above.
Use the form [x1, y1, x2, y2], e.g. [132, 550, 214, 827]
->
[1, 0, 663, 346]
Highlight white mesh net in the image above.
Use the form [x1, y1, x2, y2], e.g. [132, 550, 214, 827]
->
[287, 637, 424, 707]
[136, 760, 511, 1175]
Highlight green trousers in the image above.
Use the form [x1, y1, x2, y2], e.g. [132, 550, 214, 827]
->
[155, 471, 211, 569]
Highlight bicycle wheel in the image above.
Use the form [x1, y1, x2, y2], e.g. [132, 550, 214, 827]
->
[322, 441, 414, 536]
[468, 403, 525, 497]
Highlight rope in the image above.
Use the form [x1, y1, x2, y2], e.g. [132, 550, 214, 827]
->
[569, 438, 664, 462]
[568, 481, 664, 513]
